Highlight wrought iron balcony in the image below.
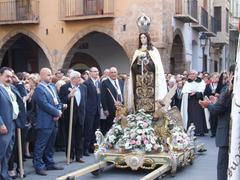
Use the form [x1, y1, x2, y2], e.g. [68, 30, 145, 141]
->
[174, 0, 198, 23]
[191, 6, 208, 32]
[59, 0, 114, 21]
[0, 0, 39, 25]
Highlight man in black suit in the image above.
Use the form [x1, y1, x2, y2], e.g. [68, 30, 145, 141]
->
[200, 67, 234, 180]
[59, 71, 86, 163]
[8, 74, 28, 178]
[83, 67, 101, 156]
[171, 80, 183, 110]
[101, 67, 124, 135]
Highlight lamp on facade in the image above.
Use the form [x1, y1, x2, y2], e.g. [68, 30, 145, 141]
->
[199, 32, 208, 71]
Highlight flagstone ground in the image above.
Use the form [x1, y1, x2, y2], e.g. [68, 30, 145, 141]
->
[22, 136, 217, 180]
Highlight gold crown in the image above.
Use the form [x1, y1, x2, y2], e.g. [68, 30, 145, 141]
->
[137, 14, 151, 34]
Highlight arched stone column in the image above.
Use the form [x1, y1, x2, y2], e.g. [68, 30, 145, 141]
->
[0, 29, 53, 69]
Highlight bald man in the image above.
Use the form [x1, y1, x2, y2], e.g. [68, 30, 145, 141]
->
[33, 68, 63, 176]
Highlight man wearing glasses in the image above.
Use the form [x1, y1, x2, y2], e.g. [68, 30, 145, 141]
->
[83, 67, 101, 156]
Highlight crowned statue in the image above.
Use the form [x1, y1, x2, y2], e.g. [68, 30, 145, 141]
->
[101, 14, 198, 155]
[128, 14, 167, 114]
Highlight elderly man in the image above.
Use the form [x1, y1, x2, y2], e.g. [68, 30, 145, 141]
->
[33, 68, 63, 176]
[181, 70, 208, 135]
[0, 67, 19, 180]
[101, 67, 124, 135]
[59, 71, 86, 162]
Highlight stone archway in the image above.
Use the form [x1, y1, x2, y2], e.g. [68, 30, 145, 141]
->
[61, 29, 130, 73]
[170, 33, 186, 74]
[0, 29, 53, 70]
[60, 25, 130, 71]
[70, 52, 101, 74]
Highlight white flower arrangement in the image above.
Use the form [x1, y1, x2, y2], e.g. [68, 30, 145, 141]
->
[168, 125, 191, 151]
[117, 109, 164, 152]
[105, 122, 124, 149]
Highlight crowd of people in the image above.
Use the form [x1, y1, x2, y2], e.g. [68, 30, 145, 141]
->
[0, 66, 127, 179]
[0, 64, 234, 180]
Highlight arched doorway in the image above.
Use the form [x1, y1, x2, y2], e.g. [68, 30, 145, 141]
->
[62, 31, 130, 74]
[170, 35, 186, 74]
[0, 33, 50, 73]
[69, 52, 101, 74]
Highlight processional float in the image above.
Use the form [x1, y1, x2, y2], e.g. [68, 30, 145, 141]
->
[57, 14, 206, 180]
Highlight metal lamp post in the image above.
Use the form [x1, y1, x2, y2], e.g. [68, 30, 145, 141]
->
[199, 32, 208, 72]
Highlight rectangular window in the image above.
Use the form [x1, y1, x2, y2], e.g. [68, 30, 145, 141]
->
[214, 7, 222, 32]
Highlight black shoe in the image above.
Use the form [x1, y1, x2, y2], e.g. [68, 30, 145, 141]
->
[210, 133, 215, 137]
[36, 169, 47, 176]
[16, 168, 26, 178]
[83, 152, 90, 156]
[88, 148, 94, 154]
[46, 165, 64, 170]
[24, 154, 33, 159]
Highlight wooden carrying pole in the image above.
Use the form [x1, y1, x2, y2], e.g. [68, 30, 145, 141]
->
[56, 161, 107, 180]
[17, 128, 24, 178]
[140, 164, 171, 180]
[67, 97, 74, 164]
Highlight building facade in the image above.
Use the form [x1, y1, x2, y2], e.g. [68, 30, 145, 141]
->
[0, 0, 230, 74]
[229, 0, 239, 66]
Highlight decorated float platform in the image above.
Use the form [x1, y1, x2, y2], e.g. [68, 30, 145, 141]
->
[56, 104, 206, 180]
[56, 14, 206, 180]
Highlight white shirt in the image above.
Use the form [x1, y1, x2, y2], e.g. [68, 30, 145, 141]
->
[108, 78, 123, 102]
[71, 83, 81, 106]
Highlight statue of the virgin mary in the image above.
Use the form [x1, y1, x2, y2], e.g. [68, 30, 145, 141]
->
[127, 14, 167, 114]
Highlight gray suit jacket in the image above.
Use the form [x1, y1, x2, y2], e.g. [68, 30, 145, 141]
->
[208, 86, 231, 147]
[0, 85, 15, 161]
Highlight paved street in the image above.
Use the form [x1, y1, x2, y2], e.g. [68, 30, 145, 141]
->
[20, 136, 217, 180]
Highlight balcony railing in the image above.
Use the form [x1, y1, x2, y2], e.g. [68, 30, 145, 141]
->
[191, 6, 208, 32]
[59, 0, 114, 20]
[200, 7, 208, 29]
[211, 16, 217, 34]
[0, 0, 39, 25]
[205, 16, 217, 37]
[175, 0, 198, 23]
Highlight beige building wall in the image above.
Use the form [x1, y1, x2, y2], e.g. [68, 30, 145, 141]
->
[0, 0, 175, 73]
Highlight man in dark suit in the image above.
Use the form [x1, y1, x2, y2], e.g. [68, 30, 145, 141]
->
[171, 80, 183, 110]
[0, 67, 19, 180]
[59, 71, 86, 163]
[83, 67, 101, 156]
[7, 75, 28, 178]
[101, 67, 124, 135]
[200, 71, 233, 180]
[33, 68, 63, 176]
